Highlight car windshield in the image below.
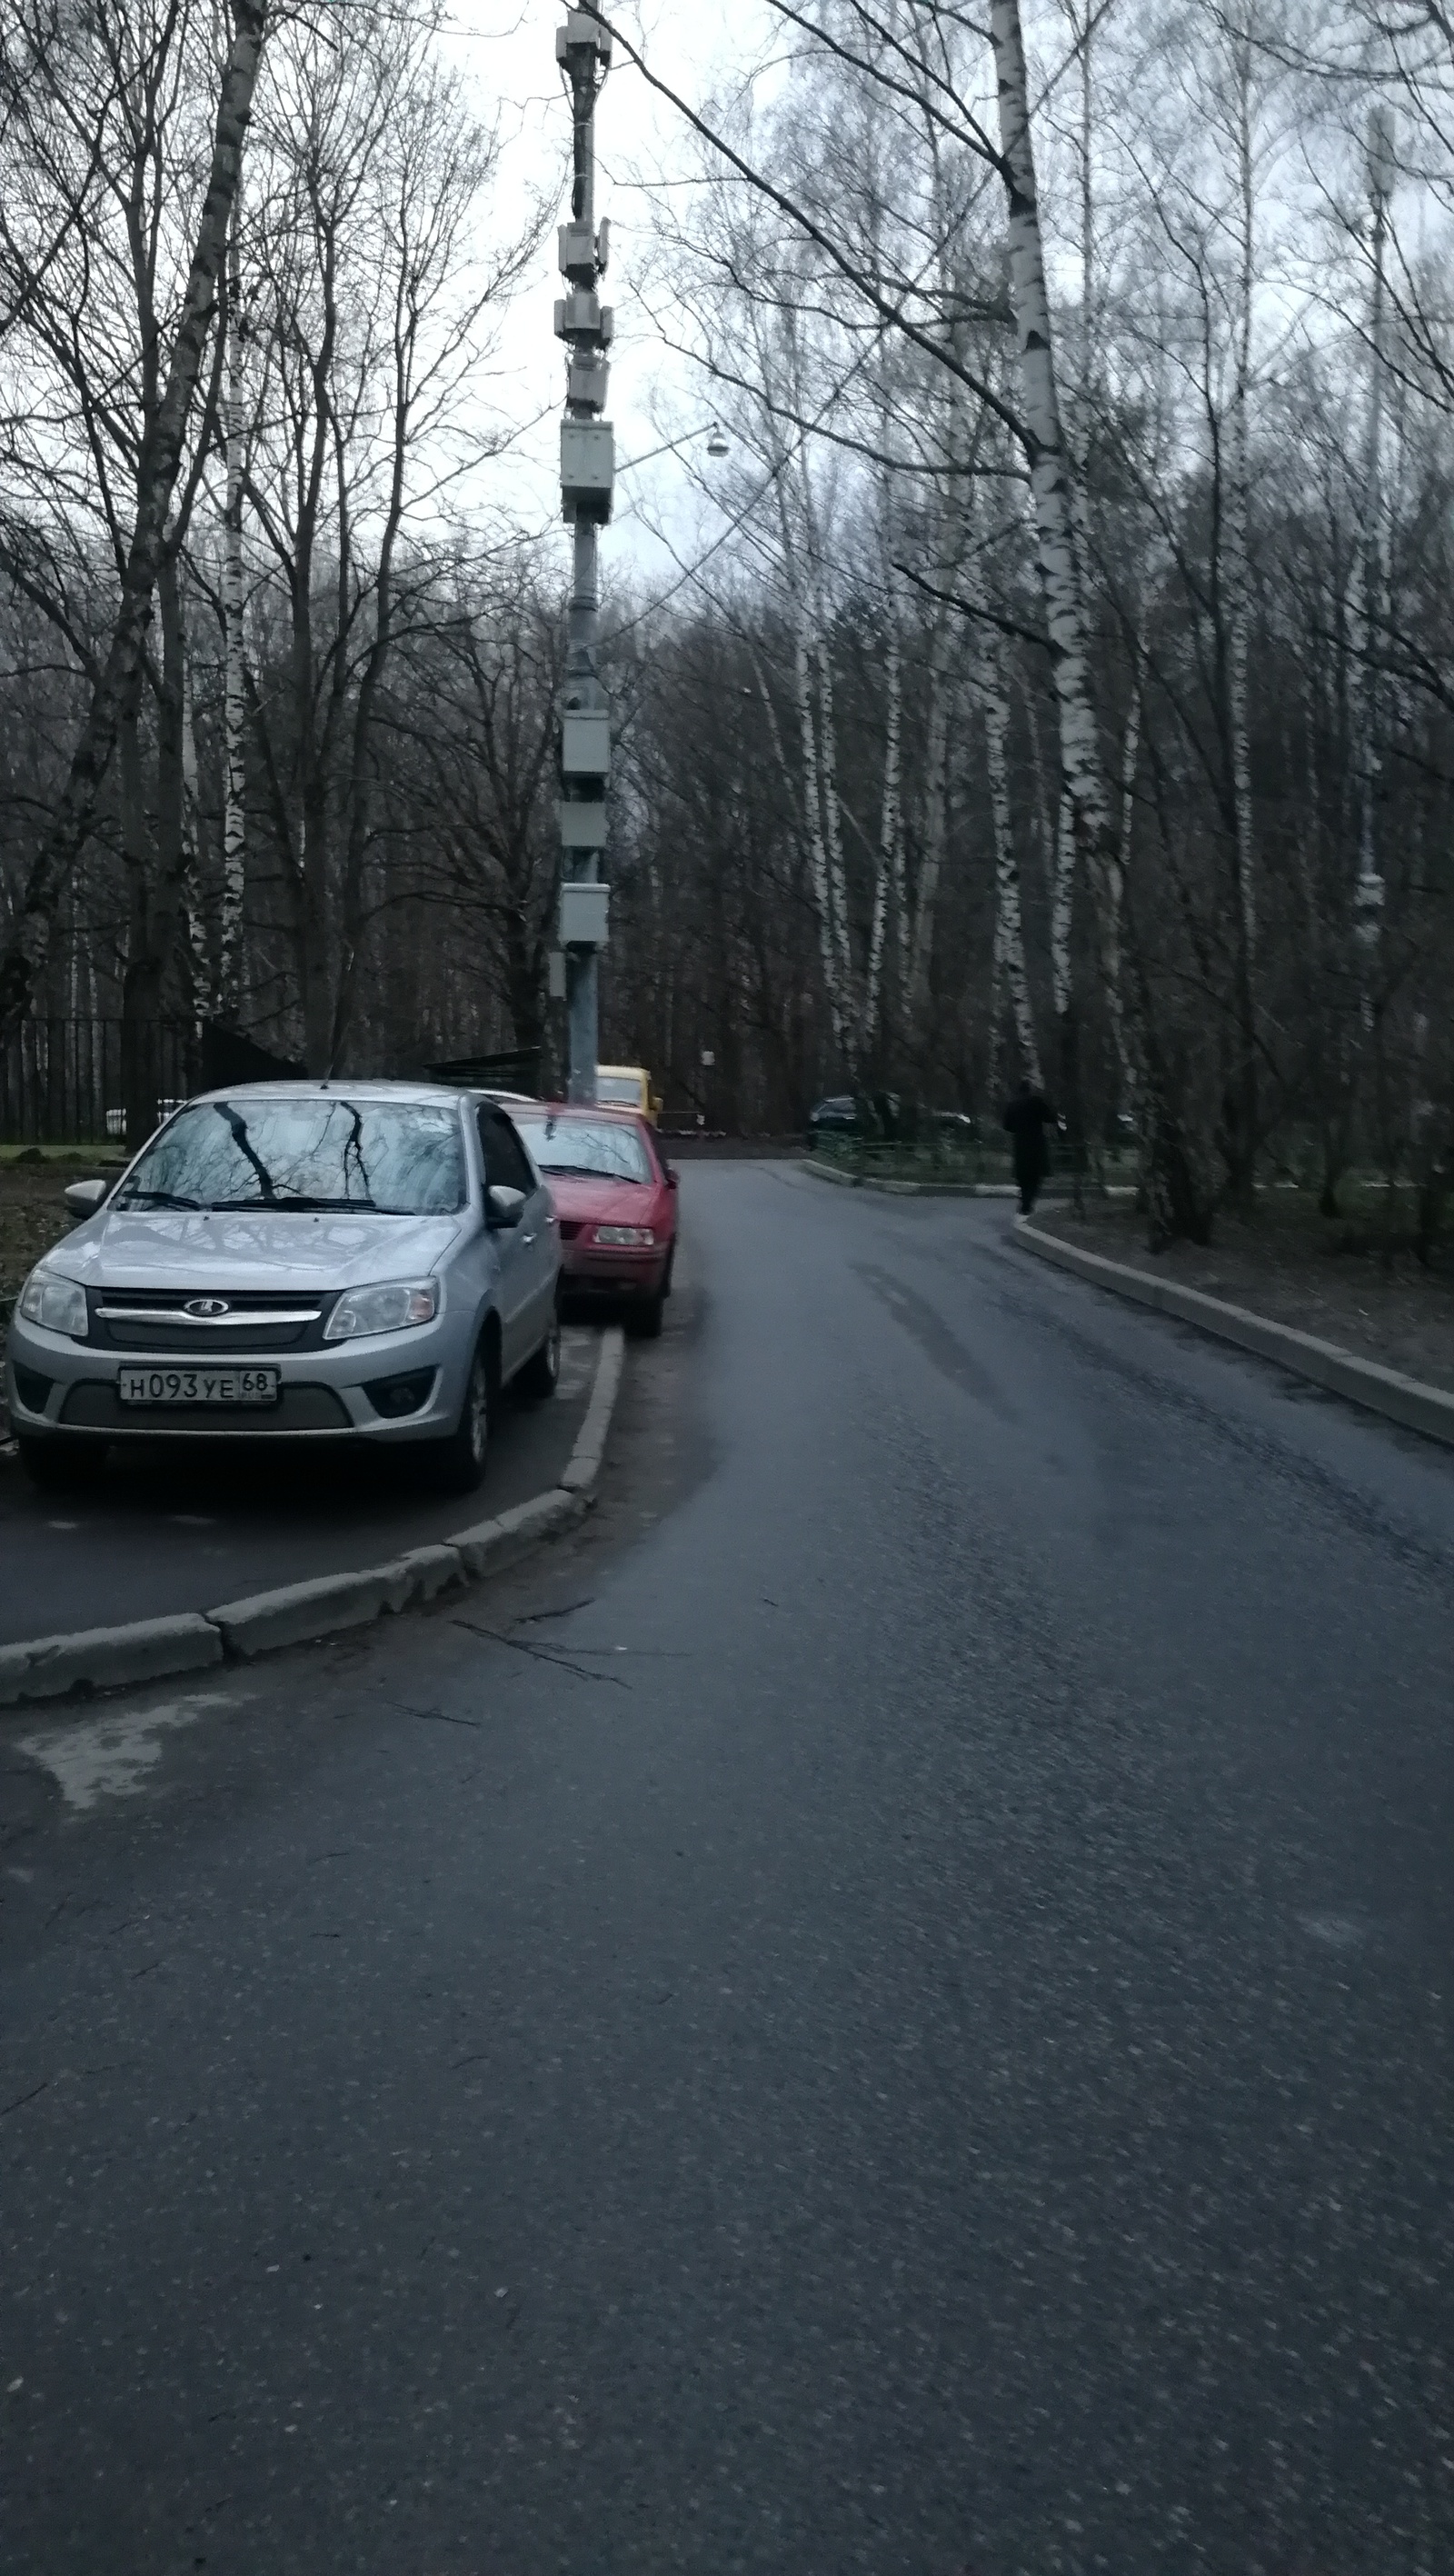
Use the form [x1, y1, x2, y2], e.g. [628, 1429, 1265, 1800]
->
[595, 1075, 642, 1106]
[513, 1113, 653, 1184]
[114, 1096, 465, 1214]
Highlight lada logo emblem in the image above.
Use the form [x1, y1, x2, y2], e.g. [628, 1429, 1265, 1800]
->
[185, 1297, 231, 1317]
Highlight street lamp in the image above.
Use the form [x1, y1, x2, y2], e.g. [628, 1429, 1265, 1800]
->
[616, 421, 731, 475]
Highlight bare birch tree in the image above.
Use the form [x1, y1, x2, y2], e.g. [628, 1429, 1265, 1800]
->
[0, 0, 267, 1042]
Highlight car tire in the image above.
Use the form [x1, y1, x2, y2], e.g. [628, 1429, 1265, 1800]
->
[629, 1283, 665, 1340]
[425, 1329, 496, 1495]
[518, 1299, 561, 1402]
[662, 1245, 675, 1301]
[18, 1434, 108, 1493]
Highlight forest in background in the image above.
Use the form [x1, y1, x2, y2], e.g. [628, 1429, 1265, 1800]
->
[2, 0, 1452, 1246]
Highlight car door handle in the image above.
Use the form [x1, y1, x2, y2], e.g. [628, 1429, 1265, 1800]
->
[520, 1230, 536, 1244]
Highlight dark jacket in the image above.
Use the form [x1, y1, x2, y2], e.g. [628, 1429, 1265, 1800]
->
[1002, 1090, 1055, 1176]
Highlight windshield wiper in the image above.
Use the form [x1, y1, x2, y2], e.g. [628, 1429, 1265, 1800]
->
[204, 1192, 384, 1212]
[542, 1162, 642, 1181]
[115, 1188, 204, 1210]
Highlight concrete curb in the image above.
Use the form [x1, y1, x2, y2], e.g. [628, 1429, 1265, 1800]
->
[208, 1562, 416, 1660]
[450, 1487, 585, 1579]
[0, 1612, 224, 1708]
[1016, 1218, 1454, 1449]
[0, 1325, 626, 1709]
[560, 1325, 625, 1490]
[802, 1163, 1140, 1203]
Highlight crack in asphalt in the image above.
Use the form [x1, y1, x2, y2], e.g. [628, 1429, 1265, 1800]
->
[450, 1617, 632, 1690]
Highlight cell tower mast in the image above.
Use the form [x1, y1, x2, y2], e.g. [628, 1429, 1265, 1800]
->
[553, 6, 615, 1102]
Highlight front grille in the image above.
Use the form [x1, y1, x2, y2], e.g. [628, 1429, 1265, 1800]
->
[556, 1220, 584, 1242]
[88, 1286, 334, 1354]
[62, 1382, 351, 1433]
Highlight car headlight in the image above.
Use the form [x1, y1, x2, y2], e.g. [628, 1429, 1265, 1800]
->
[17, 1266, 88, 1338]
[324, 1278, 438, 1341]
[593, 1226, 655, 1246]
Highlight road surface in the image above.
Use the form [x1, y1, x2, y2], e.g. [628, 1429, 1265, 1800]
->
[0, 1327, 603, 1644]
[3, 1165, 1451, 2572]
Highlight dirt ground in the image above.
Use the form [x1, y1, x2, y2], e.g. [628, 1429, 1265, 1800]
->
[1034, 1190, 1454, 1396]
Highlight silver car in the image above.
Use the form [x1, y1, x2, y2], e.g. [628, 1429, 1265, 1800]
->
[5, 1082, 562, 1496]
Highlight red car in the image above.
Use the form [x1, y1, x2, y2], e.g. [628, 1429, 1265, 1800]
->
[506, 1101, 678, 1336]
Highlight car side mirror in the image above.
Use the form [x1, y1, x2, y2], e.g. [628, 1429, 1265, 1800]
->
[487, 1183, 525, 1229]
[64, 1176, 111, 1221]
[665, 1168, 678, 1189]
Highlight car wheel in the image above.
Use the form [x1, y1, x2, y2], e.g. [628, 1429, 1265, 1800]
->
[518, 1299, 561, 1402]
[662, 1245, 676, 1301]
[426, 1330, 495, 1495]
[628, 1283, 664, 1340]
[18, 1434, 108, 1493]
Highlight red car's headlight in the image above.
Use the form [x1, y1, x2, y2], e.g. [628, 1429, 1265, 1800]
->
[593, 1225, 655, 1246]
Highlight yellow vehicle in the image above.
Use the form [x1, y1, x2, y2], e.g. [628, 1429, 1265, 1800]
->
[595, 1063, 663, 1123]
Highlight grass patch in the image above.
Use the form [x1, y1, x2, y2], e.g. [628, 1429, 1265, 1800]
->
[1034, 1182, 1454, 1393]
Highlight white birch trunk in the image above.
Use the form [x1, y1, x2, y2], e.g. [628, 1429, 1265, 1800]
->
[1355, 132, 1390, 993]
[967, 556, 1041, 1088]
[987, 674, 1041, 1090]
[1227, 434, 1255, 972]
[220, 197, 247, 1016]
[753, 641, 848, 1060]
[864, 596, 901, 1054]
[891, 777, 911, 1017]
[761, 352, 857, 1066]
[1021, 682, 1057, 906]
[792, 430, 856, 1037]
[1050, 791, 1075, 1022]
[907, 607, 951, 1032]
[1104, 654, 1142, 1107]
[792, 624, 848, 1058]
[990, 898, 1006, 1093]
[812, 630, 854, 1015]
[991, 0, 1116, 881]
[180, 631, 207, 1023]
[1227, 20, 1257, 980]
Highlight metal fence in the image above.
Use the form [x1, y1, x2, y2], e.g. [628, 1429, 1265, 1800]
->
[0, 1018, 194, 1147]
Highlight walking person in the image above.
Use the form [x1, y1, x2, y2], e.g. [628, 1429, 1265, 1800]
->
[1002, 1076, 1057, 1217]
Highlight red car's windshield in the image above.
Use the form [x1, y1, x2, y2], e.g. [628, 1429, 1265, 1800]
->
[513, 1113, 655, 1185]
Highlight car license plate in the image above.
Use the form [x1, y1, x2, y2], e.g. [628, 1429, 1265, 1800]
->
[117, 1366, 281, 1407]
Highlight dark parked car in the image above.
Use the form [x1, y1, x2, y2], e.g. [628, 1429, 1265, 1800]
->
[809, 1094, 977, 1145]
[807, 1094, 861, 1141]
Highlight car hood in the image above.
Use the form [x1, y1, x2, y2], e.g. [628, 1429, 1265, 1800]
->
[51, 1204, 467, 1289]
[544, 1175, 666, 1224]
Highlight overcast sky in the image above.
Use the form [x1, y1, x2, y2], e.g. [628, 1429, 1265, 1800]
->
[444, 0, 771, 594]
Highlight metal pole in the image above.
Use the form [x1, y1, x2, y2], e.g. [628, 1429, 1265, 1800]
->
[555, 7, 614, 1104]
[565, 519, 600, 1102]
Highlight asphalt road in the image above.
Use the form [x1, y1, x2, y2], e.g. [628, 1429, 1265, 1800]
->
[3, 1165, 1451, 2574]
[0, 1325, 603, 1643]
